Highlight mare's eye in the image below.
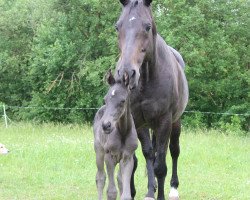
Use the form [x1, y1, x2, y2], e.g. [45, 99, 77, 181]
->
[120, 100, 125, 104]
[145, 24, 151, 32]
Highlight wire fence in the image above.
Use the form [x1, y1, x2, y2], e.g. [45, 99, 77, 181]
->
[2, 104, 250, 128]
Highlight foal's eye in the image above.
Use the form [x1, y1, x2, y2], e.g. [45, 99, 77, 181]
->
[145, 24, 151, 32]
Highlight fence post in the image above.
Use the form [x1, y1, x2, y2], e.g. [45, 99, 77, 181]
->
[3, 104, 8, 128]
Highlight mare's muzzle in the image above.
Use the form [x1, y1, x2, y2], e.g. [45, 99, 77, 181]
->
[118, 67, 140, 89]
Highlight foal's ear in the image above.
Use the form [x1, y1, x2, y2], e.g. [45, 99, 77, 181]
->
[144, 0, 152, 6]
[106, 69, 116, 86]
[119, 0, 130, 6]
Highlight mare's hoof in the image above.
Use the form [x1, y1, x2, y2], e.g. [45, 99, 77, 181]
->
[169, 187, 179, 200]
[169, 197, 179, 200]
[144, 198, 155, 200]
[169, 197, 180, 200]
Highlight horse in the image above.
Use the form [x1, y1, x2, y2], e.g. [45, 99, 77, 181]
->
[114, 0, 189, 199]
[93, 70, 138, 200]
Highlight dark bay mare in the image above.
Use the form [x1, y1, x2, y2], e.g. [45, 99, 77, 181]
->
[114, 0, 189, 199]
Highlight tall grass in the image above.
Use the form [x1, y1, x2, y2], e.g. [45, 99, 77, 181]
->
[0, 122, 249, 199]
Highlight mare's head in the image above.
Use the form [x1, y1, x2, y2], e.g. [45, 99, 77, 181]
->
[116, 0, 156, 89]
[102, 70, 130, 134]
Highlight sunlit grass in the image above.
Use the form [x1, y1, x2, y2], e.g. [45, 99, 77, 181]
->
[0, 122, 249, 199]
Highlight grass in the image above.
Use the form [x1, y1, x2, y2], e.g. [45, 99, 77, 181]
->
[0, 122, 249, 200]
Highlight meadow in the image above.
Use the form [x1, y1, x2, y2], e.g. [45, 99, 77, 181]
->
[0, 122, 249, 200]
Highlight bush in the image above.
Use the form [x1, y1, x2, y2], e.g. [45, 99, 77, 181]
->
[218, 115, 247, 136]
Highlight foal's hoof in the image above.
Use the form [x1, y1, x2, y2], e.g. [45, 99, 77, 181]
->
[169, 187, 179, 200]
[144, 198, 155, 200]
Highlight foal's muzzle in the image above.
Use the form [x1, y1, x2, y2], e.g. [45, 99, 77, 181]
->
[102, 121, 112, 134]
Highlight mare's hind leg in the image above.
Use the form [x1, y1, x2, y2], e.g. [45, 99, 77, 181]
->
[130, 154, 138, 199]
[169, 119, 181, 200]
[95, 148, 106, 200]
[137, 128, 156, 199]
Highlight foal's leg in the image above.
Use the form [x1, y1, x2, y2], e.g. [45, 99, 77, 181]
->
[95, 148, 106, 200]
[117, 165, 123, 195]
[118, 155, 137, 199]
[154, 115, 172, 200]
[138, 128, 156, 199]
[105, 154, 117, 200]
[169, 119, 181, 200]
[120, 154, 134, 200]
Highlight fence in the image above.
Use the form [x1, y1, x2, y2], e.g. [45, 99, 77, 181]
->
[2, 104, 249, 128]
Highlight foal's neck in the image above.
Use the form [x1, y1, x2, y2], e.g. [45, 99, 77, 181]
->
[117, 100, 132, 136]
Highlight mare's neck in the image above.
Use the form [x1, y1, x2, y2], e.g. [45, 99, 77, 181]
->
[141, 34, 158, 83]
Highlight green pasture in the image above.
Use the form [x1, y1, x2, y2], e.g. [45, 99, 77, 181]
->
[0, 123, 249, 199]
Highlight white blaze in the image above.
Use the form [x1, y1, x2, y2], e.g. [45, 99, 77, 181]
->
[129, 16, 136, 22]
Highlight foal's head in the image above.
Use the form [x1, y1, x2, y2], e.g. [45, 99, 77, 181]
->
[102, 70, 130, 134]
[116, 0, 156, 89]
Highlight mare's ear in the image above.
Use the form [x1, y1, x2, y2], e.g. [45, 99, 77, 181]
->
[106, 69, 116, 86]
[123, 72, 129, 88]
[144, 0, 152, 6]
[119, 0, 130, 6]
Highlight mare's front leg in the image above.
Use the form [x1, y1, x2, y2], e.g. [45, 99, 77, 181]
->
[154, 115, 172, 200]
[105, 154, 117, 200]
[95, 146, 106, 200]
[120, 153, 134, 200]
[138, 128, 156, 200]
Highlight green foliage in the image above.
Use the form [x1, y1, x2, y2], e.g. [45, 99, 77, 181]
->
[22, 0, 120, 122]
[218, 115, 247, 136]
[153, 0, 249, 130]
[182, 112, 205, 129]
[0, 0, 249, 129]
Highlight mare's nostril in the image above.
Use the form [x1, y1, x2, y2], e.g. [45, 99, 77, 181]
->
[131, 70, 136, 77]
[118, 70, 120, 76]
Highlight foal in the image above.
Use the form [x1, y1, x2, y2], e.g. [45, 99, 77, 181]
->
[94, 71, 138, 200]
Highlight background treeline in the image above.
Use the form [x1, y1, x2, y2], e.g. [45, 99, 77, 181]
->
[0, 0, 249, 131]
